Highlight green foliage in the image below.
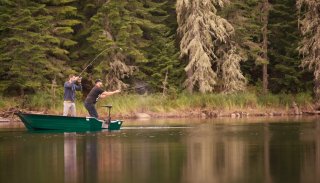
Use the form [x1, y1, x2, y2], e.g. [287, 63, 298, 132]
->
[222, 0, 265, 87]
[0, 0, 316, 100]
[257, 92, 313, 107]
[73, 0, 182, 91]
[268, 0, 312, 93]
[0, 0, 80, 95]
[87, 0, 148, 59]
[223, 0, 313, 93]
[138, 0, 183, 92]
[223, 0, 264, 64]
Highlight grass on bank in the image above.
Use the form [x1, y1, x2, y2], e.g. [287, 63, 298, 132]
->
[0, 91, 314, 117]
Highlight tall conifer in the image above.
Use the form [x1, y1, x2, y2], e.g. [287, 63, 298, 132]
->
[297, 0, 320, 101]
[139, 0, 182, 92]
[0, 0, 79, 95]
[268, 0, 308, 93]
[176, 0, 246, 93]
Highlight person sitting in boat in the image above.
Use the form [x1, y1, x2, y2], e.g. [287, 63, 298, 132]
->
[63, 74, 82, 116]
[84, 79, 121, 118]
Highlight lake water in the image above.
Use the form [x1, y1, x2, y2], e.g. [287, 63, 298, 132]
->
[1, 117, 320, 183]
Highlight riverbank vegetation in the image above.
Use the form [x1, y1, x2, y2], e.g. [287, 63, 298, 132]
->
[1, 0, 319, 118]
[0, 90, 314, 118]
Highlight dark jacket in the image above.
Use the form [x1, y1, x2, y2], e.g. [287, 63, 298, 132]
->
[84, 86, 104, 104]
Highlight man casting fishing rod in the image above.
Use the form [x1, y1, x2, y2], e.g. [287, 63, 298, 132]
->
[84, 79, 121, 118]
[77, 47, 121, 118]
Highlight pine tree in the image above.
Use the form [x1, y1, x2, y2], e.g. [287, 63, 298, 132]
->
[85, 0, 160, 90]
[0, 0, 80, 95]
[176, 0, 246, 93]
[297, 0, 320, 101]
[138, 0, 182, 92]
[81, 0, 181, 92]
[268, 0, 310, 93]
[222, 0, 265, 87]
[223, 0, 304, 94]
[1, 0, 312, 97]
[219, 46, 247, 93]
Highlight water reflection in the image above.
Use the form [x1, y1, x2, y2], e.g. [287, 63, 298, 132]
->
[64, 133, 78, 183]
[63, 133, 100, 183]
[182, 124, 251, 183]
[0, 132, 65, 183]
[93, 130, 185, 183]
[300, 121, 320, 183]
[2, 119, 320, 183]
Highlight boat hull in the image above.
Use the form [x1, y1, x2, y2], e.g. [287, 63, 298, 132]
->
[15, 113, 123, 131]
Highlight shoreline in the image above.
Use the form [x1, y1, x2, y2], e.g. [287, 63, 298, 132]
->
[0, 92, 317, 122]
[1, 106, 320, 123]
[113, 108, 317, 119]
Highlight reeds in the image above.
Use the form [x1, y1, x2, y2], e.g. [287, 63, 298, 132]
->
[0, 91, 314, 116]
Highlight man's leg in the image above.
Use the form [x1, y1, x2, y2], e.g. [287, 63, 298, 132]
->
[91, 105, 98, 118]
[84, 103, 98, 118]
[63, 102, 71, 116]
[70, 103, 76, 117]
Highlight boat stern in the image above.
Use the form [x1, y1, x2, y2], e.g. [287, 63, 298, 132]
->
[104, 120, 123, 131]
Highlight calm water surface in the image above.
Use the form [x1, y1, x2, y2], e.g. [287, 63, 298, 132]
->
[1, 117, 320, 183]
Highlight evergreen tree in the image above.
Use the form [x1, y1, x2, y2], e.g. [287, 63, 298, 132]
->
[80, 0, 181, 92]
[297, 0, 320, 101]
[219, 46, 247, 93]
[0, 0, 315, 97]
[138, 0, 182, 92]
[268, 0, 311, 93]
[85, 0, 162, 90]
[176, 0, 246, 93]
[0, 0, 80, 95]
[224, 0, 311, 94]
[222, 0, 265, 87]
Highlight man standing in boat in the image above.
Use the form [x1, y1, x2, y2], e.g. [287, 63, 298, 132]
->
[63, 75, 82, 116]
[84, 79, 121, 118]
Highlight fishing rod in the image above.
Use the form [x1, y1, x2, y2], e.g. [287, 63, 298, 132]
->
[78, 47, 122, 77]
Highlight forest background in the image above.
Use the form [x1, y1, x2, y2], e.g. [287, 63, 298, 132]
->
[0, 0, 319, 117]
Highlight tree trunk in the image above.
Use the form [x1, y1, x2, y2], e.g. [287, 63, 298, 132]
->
[162, 69, 168, 96]
[20, 87, 24, 97]
[186, 69, 194, 93]
[51, 78, 57, 110]
[263, 64, 268, 94]
[315, 78, 320, 103]
[262, 0, 269, 94]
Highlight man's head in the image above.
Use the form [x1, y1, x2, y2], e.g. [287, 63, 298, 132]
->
[69, 74, 76, 82]
[95, 79, 103, 87]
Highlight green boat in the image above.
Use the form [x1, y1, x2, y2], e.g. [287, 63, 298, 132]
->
[15, 112, 123, 131]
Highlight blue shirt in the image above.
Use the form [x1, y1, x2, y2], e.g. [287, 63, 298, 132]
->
[64, 81, 82, 102]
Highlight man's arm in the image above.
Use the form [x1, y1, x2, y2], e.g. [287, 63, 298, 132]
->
[64, 82, 73, 88]
[99, 89, 121, 98]
[75, 77, 82, 91]
[75, 83, 82, 91]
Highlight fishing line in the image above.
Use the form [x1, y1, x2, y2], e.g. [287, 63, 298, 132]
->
[78, 47, 122, 77]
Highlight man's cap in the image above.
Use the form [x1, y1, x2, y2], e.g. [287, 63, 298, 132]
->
[95, 79, 102, 83]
